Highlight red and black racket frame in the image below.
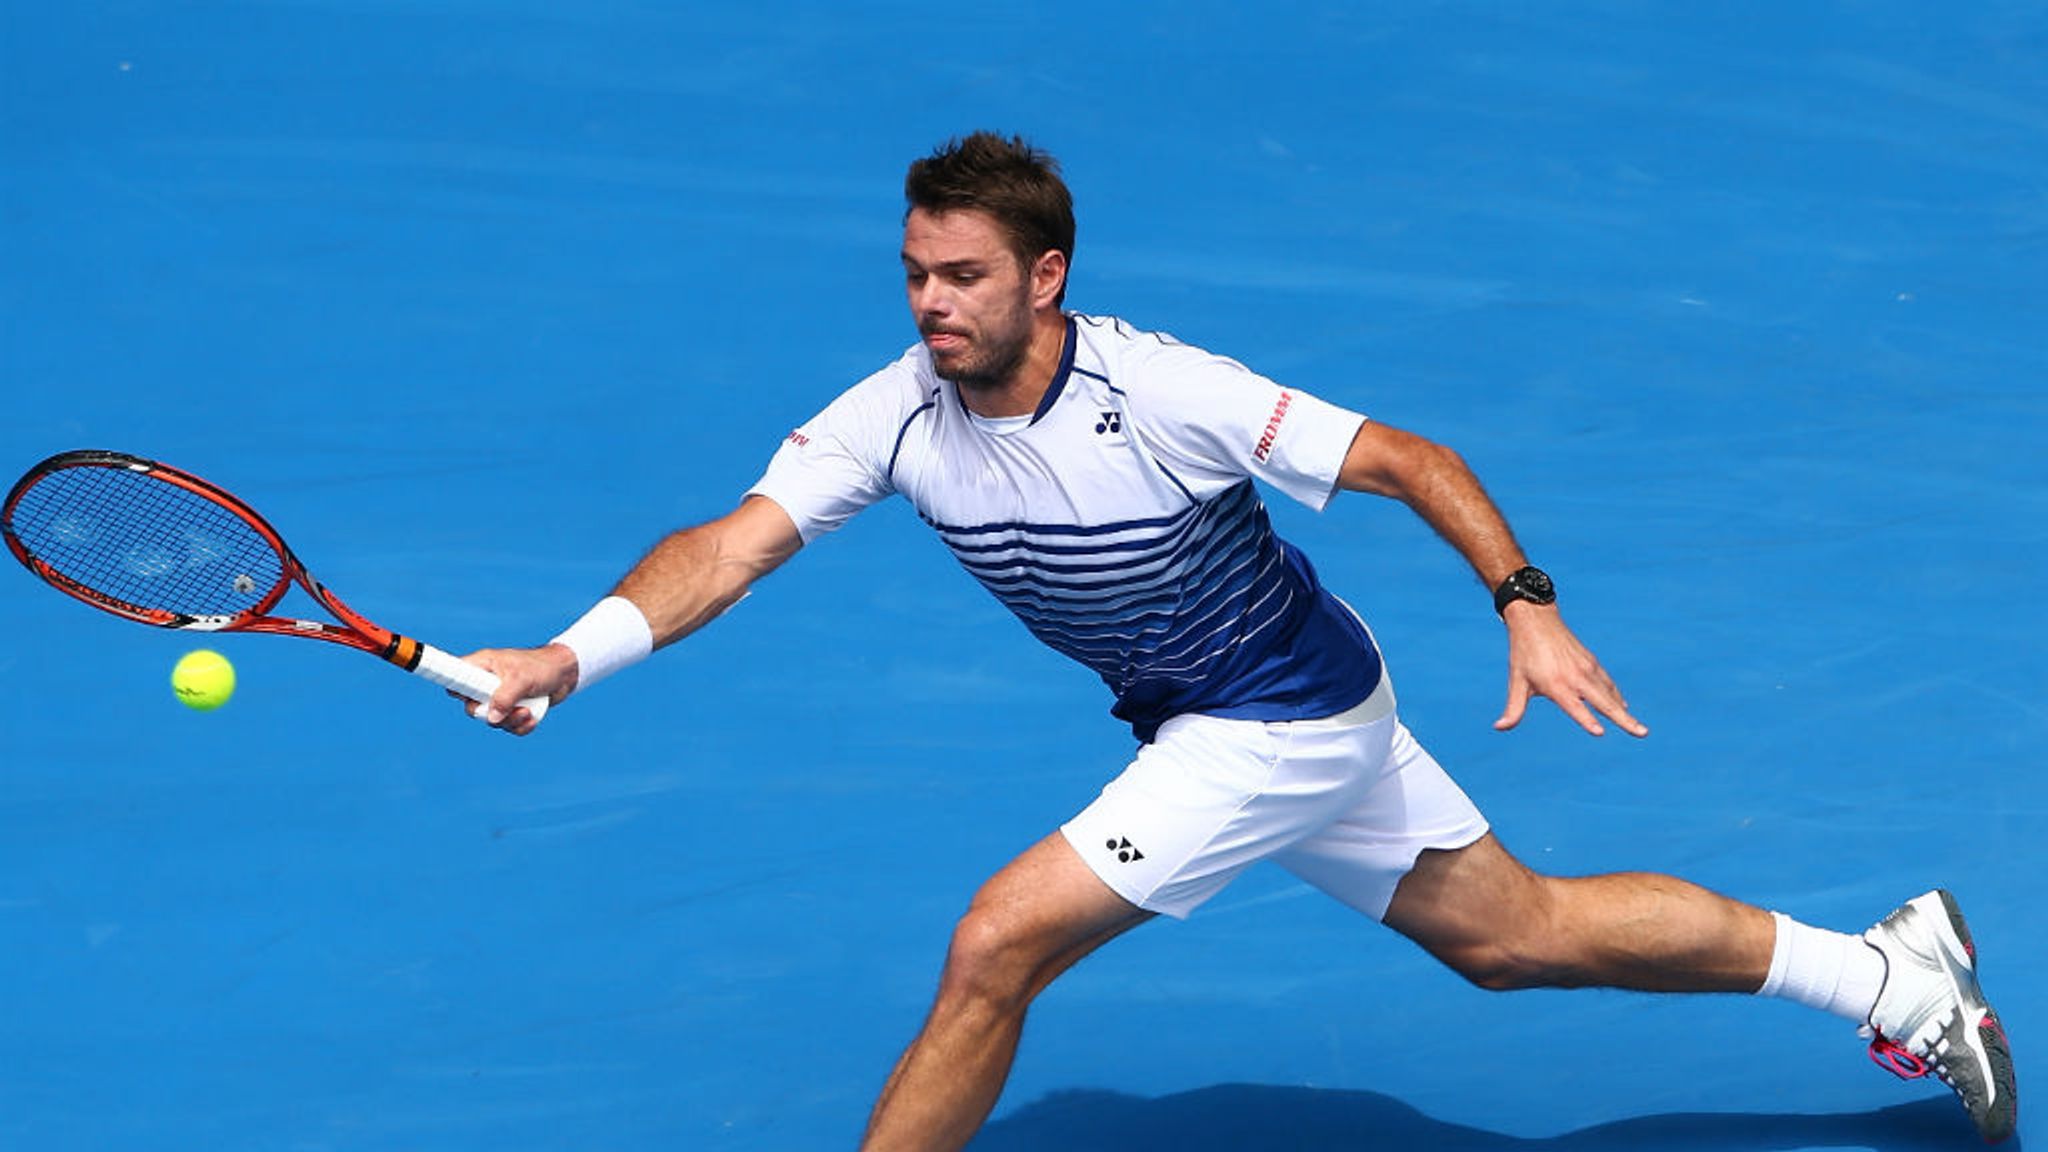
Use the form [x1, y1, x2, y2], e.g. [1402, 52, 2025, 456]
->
[3, 449, 434, 672]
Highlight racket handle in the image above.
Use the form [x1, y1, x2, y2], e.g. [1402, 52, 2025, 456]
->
[412, 642, 552, 723]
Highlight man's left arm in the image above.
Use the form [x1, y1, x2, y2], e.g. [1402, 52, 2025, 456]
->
[1336, 419, 1648, 739]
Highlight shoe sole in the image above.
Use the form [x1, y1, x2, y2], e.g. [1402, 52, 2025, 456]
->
[1935, 889, 1976, 964]
[1926, 890, 2018, 1144]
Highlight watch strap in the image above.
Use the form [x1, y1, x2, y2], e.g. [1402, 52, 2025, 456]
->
[1492, 565, 1556, 616]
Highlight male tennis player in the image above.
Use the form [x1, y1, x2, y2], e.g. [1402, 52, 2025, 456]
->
[464, 132, 2017, 1148]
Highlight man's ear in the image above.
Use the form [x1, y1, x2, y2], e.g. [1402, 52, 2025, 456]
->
[1030, 248, 1069, 309]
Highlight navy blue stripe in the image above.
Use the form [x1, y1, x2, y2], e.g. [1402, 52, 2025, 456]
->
[945, 502, 1216, 567]
[1140, 558, 1289, 661]
[1026, 316, 1079, 426]
[966, 509, 1273, 633]
[942, 481, 1253, 562]
[996, 566, 1276, 639]
[1152, 457, 1198, 503]
[886, 388, 941, 481]
[987, 567, 1213, 621]
[952, 495, 1261, 582]
[938, 505, 1201, 556]
[1032, 584, 1288, 677]
[1015, 565, 1291, 676]
[929, 478, 1253, 540]
[928, 508, 1193, 538]
[991, 533, 1273, 629]
[943, 530, 1185, 558]
[1103, 376, 1199, 503]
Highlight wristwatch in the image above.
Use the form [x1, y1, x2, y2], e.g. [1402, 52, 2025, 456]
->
[1492, 565, 1556, 617]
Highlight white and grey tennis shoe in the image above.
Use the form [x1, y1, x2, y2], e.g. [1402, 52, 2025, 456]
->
[1862, 889, 2018, 1143]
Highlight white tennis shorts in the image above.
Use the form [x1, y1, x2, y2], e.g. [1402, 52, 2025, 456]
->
[1061, 674, 1489, 921]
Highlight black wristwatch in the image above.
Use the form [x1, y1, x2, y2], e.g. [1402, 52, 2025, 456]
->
[1492, 565, 1556, 617]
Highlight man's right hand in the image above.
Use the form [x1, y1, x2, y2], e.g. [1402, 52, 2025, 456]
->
[457, 642, 580, 736]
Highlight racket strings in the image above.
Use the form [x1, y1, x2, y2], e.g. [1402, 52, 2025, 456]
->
[8, 466, 285, 618]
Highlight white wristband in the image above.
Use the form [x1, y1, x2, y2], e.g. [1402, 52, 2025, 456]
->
[551, 596, 653, 693]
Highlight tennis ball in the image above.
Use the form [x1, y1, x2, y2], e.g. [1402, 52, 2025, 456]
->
[172, 649, 236, 712]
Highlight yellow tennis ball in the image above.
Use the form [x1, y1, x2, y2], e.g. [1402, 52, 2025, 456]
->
[172, 649, 236, 712]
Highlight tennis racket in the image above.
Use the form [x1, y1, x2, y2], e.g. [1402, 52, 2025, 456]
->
[2, 448, 546, 722]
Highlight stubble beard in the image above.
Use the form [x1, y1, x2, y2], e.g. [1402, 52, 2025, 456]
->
[925, 303, 1034, 394]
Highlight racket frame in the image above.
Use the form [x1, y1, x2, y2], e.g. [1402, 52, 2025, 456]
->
[4, 449, 542, 717]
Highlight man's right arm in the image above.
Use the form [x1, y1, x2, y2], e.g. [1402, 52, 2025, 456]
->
[613, 494, 804, 649]
[465, 494, 804, 735]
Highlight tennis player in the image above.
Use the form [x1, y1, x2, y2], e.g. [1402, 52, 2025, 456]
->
[464, 132, 2017, 1149]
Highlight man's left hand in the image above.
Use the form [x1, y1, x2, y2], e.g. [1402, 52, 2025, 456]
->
[1494, 602, 1649, 738]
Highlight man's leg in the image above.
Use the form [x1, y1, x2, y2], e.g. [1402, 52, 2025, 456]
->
[1380, 834, 2017, 1142]
[862, 832, 1154, 1152]
[1380, 832, 1775, 992]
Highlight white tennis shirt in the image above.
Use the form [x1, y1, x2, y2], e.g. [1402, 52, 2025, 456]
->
[749, 313, 1385, 740]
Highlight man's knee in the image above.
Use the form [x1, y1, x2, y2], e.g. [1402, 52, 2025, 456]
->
[1388, 844, 1580, 991]
[1435, 936, 1564, 992]
[935, 905, 1048, 1013]
[926, 833, 1150, 1018]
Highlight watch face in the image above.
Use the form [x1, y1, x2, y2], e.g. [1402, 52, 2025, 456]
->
[1494, 566, 1556, 615]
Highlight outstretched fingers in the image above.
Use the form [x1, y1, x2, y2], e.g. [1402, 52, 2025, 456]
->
[1498, 607, 1649, 739]
[1539, 662, 1645, 739]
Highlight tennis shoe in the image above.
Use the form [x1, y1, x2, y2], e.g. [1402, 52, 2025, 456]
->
[1861, 889, 2017, 1143]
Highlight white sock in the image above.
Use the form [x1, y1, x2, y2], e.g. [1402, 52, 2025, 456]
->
[1756, 910, 1888, 1024]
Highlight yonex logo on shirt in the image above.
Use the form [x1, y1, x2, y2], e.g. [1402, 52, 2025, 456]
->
[748, 314, 1378, 743]
[1108, 837, 1145, 864]
[1253, 391, 1293, 463]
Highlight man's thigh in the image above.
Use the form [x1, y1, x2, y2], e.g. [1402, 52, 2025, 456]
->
[1270, 719, 1491, 921]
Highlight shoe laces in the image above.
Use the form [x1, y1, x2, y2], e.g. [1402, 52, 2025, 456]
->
[1868, 1035, 1939, 1082]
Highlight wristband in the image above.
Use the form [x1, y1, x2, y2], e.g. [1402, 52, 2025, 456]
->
[551, 596, 653, 692]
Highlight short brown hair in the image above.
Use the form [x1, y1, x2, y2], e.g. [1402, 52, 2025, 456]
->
[905, 132, 1075, 302]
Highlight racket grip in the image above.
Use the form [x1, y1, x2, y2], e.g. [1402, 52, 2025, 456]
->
[412, 642, 552, 723]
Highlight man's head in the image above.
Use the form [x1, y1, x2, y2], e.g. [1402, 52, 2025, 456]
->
[904, 132, 1074, 306]
[901, 133, 1074, 394]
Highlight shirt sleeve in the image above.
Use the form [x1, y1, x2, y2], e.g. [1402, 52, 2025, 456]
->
[1121, 336, 1366, 511]
[746, 366, 912, 542]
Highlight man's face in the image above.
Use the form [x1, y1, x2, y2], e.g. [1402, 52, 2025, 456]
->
[901, 207, 1040, 392]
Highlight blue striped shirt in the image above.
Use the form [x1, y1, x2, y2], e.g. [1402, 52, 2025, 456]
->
[751, 314, 1382, 741]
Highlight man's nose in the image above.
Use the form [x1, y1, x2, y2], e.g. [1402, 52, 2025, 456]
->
[911, 279, 953, 320]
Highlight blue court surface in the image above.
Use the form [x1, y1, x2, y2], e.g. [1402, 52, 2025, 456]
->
[3, 3, 2043, 1149]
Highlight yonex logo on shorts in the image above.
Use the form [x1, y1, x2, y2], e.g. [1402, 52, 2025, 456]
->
[1107, 837, 1145, 864]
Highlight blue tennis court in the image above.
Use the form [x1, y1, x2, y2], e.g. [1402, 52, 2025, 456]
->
[3, 4, 2041, 1148]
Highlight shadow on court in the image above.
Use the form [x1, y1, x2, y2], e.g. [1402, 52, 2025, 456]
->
[971, 1087, 1999, 1152]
